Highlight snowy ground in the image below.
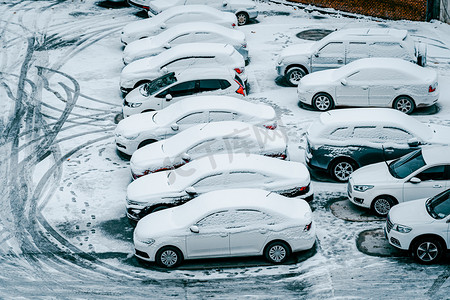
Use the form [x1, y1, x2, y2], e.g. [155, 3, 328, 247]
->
[0, 0, 449, 298]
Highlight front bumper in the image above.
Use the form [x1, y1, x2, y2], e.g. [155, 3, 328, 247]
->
[347, 180, 371, 209]
[384, 224, 412, 251]
[115, 136, 137, 156]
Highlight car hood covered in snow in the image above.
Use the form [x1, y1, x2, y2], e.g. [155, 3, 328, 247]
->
[350, 162, 393, 185]
[389, 198, 435, 225]
[279, 43, 315, 60]
[115, 112, 158, 137]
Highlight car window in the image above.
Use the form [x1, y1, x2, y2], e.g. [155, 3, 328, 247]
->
[347, 70, 382, 82]
[388, 149, 426, 179]
[170, 33, 192, 44]
[208, 111, 234, 122]
[380, 127, 413, 142]
[198, 79, 222, 92]
[196, 209, 277, 229]
[162, 56, 214, 69]
[176, 112, 204, 124]
[224, 171, 272, 185]
[369, 42, 406, 58]
[415, 165, 446, 181]
[192, 173, 223, 188]
[162, 80, 197, 98]
[220, 79, 232, 89]
[329, 127, 352, 140]
[165, 14, 188, 25]
[351, 126, 381, 142]
[187, 139, 225, 155]
[347, 42, 369, 61]
[196, 210, 229, 228]
[318, 42, 344, 55]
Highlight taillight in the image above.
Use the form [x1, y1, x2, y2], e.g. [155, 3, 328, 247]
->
[263, 123, 277, 130]
[234, 68, 243, 74]
[298, 186, 307, 192]
[242, 43, 247, 48]
[429, 84, 436, 93]
[143, 6, 149, 10]
[303, 222, 312, 232]
[234, 80, 245, 96]
[232, 23, 236, 27]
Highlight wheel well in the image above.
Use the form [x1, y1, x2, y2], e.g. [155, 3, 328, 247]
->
[371, 194, 398, 209]
[313, 92, 333, 101]
[285, 64, 308, 76]
[393, 95, 415, 107]
[156, 245, 184, 260]
[137, 139, 157, 149]
[141, 109, 155, 113]
[134, 80, 150, 89]
[409, 234, 447, 252]
[236, 11, 249, 17]
[264, 239, 292, 254]
[327, 157, 358, 174]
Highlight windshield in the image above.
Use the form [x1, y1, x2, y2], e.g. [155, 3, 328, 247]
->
[140, 72, 177, 97]
[388, 149, 425, 179]
[426, 189, 450, 219]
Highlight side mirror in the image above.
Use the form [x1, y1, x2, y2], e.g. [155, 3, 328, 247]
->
[407, 138, 420, 147]
[165, 94, 172, 101]
[160, 67, 168, 74]
[171, 123, 179, 131]
[185, 186, 197, 195]
[409, 177, 421, 184]
[163, 43, 171, 49]
[160, 23, 167, 29]
[340, 79, 347, 86]
[222, 1, 228, 7]
[190, 225, 199, 233]
[314, 52, 319, 57]
[181, 153, 191, 162]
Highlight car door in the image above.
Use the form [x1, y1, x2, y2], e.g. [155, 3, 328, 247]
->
[335, 71, 369, 106]
[348, 126, 385, 167]
[402, 165, 449, 202]
[368, 69, 400, 107]
[311, 42, 345, 72]
[159, 80, 199, 108]
[228, 209, 275, 255]
[186, 210, 230, 258]
[197, 79, 225, 95]
[191, 173, 225, 194]
[169, 32, 195, 46]
[378, 126, 418, 160]
[223, 171, 271, 189]
[345, 42, 369, 64]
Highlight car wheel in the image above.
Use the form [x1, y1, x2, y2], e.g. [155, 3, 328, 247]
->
[264, 241, 291, 264]
[236, 12, 249, 26]
[394, 96, 415, 114]
[156, 246, 183, 268]
[331, 159, 356, 182]
[151, 205, 169, 213]
[411, 237, 444, 264]
[285, 67, 306, 87]
[312, 93, 334, 111]
[137, 139, 157, 149]
[372, 196, 395, 217]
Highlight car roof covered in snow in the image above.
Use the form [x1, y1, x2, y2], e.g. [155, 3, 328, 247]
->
[155, 96, 276, 124]
[310, 108, 433, 140]
[324, 28, 408, 42]
[155, 4, 233, 20]
[421, 146, 450, 165]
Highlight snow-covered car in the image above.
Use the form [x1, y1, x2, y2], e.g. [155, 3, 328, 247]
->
[305, 108, 450, 182]
[121, 5, 237, 45]
[120, 43, 247, 94]
[385, 189, 450, 264]
[126, 153, 313, 221]
[277, 28, 427, 86]
[115, 95, 277, 156]
[134, 0, 258, 26]
[297, 58, 438, 114]
[122, 68, 246, 117]
[134, 188, 316, 268]
[130, 121, 288, 178]
[348, 147, 450, 216]
[122, 22, 248, 64]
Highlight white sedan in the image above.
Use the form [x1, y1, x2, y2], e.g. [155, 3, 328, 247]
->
[122, 22, 248, 64]
[120, 43, 246, 94]
[348, 146, 450, 216]
[134, 188, 316, 268]
[297, 58, 439, 114]
[126, 153, 313, 221]
[115, 95, 277, 156]
[121, 5, 237, 45]
[130, 121, 288, 179]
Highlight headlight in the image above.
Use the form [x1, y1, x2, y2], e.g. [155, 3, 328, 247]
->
[392, 224, 412, 233]
[353, 185, 374, 192]
[139, 238, 155, 245]
[127, 198, 144, 206]
[127, 102, 142, 108]
[124, 133, 139, 140]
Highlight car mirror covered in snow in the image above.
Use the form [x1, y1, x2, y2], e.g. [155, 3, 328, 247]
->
[190, 225, 199, 233]
[340, 79, 347, 86]
[181, 153, 191, 162]
[165, 94, 173, 101]
[407, 138, 420, 147]
[160, 23, 167, 30]
[163, 43, 171, 49]
[409, 177, 421, 184]
[222, 1, 228, 7]
[160, 67, 169, 74]
[171, 123, 179, 131]
[185, 186, 197, 195]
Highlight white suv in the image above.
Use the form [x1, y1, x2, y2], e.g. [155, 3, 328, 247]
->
[385, 189, 450, 264]
[277, 28, 427, 86]
[120, 43, 247, 94]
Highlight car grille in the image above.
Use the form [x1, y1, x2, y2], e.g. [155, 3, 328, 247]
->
[386, 216, 393, 233]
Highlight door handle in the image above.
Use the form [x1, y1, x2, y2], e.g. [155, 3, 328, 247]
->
[393, 86, 400, 90]
[361, 86, 368, 90]
[337, 59, 343, 64]
[259, 229, 268, 234]
[220, 232, 228, 237]
[384, 148, 394, 153]
[433, 184, 442, 188]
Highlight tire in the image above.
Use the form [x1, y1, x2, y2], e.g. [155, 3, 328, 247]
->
[264, 241, 291, 264]
[285, 67, 306, 87]
[411, 237, 444, 264]
[394, 96, 415, 114]
[236, 12, 249, 26]
[330, 159, 356, 182]
[137, 139, 157, 149]
[312, 93, 334, 111]
[371, 196, 395, 217]
[155, 246, 183, 268]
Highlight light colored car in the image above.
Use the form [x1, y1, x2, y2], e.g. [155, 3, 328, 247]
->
[385, 189, 450, 264]
[305, 108, 450, 182]
[122, 22, 248, 64]
[120, 43, 247, 94]
[115, 95, 277, 156]
[121, 5, 237, 45]
[297, 58, 438, 114]
[122, 68, 246, 117]
[348, 147, 450, 216]
[136, 0, 258, 26]
[133, 188, 316, 268]
[126, 153, 313, 221]
[277, 28, 427, 86]
[130, 121, 288, 178]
